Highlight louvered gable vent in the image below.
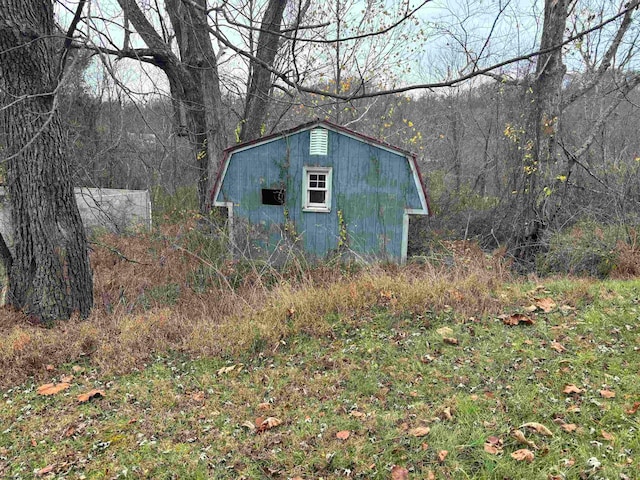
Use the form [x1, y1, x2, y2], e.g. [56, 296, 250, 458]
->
[309, 128, 328, 155]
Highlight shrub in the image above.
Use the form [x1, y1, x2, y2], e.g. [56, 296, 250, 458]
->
[537, 220, 631, 277]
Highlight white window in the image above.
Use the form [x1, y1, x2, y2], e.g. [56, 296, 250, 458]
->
[302, 166, 332, 212]
[309, 128, 328, 155]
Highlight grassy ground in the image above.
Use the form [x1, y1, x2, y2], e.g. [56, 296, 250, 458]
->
[1, 274, 639, 478]
[0, 221, 638, 479]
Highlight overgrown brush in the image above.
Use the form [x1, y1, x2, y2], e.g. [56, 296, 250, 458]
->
[0, 216, 522, 388]
[538, 220, 640, 278]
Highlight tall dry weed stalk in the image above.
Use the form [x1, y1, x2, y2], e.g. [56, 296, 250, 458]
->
[0, 224, 518, 388]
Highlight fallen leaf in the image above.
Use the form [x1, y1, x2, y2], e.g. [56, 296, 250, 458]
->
[524, 304, 538, 313]
[45, 364, 55, 371]
[502, 313, 534, 326]
[257, 402, 271, 410]
[512, 429, 538, 449]
[77, 389, 105, 403]
[35, 464, 55, 476]
[437, 450, 448, 463]
[427, 471, 435, 480]
[350, 410, 365, 418]
[336, 430, 350, 440]
[256, 416, 282, 432]
[563, 384, 583, 394]
[436, 326, 454, 337]
[409, 426, 430, 437]
[599, 389, 616, 399]
[390, 465, 409, 480]
[600, 430, 614, 441]
[561, 423, 577, 433]
[60, 374, 74, 384]
[625, 401, 640, 414]
[484, 436, 503, 455]
[550, 341, 566, 353]
[37, 382, 70, 396]
[71, 365, 84, 373]
[217, 365, 236, 375]
[511, 448, 535, 462]
[241, 420, 256, 430]
[536, 298, 556, 313]
[520, 422, 553, 436]
[441, 406, 453, 420]
[30, 439, 37, 447]
[190, 391, 205, 403]
[484, 443, 502, 455]
[443, 337, 458, 345]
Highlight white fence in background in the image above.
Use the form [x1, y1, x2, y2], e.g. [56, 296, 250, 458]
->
[0, 188, 152, 247]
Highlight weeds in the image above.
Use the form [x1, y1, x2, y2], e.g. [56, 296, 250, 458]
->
[1, 211, 639, 478]
[0, 215, 515, 388]
[1, 278, 638, 479]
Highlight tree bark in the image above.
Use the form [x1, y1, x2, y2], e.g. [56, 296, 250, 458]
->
[239, 0, 287, 142]
[511, 0, 569, 255]
[165, 0, 224, 209]
[0, 0, 93, 322]
[118, 0, 288, 208]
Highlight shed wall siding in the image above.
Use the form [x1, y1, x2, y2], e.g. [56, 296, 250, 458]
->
[216, 128, 423, 261]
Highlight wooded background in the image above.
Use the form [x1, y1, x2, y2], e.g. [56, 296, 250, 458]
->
[2, 0, 640, 320]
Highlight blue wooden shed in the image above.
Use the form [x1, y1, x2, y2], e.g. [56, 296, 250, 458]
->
[211, 120, 430, 263]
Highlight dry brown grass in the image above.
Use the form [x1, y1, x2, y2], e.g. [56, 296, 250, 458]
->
[611, 238, 640, 278]
[0, 226, 521, 389]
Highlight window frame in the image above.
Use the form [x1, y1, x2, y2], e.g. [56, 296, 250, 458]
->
[302, 166, 332, 213]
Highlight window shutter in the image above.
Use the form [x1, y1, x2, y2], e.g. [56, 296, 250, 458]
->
[309, 128, 328, 155]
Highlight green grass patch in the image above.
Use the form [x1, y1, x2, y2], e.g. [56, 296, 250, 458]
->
[1, 279, 639, 478]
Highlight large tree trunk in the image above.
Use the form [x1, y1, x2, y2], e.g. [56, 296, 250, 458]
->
[119, 0, 224, 212]
[165, 0, 225, 209]
[511, 0, 569, 257]
[0, 0, 93, 322]
[240, 0, 287, 142]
